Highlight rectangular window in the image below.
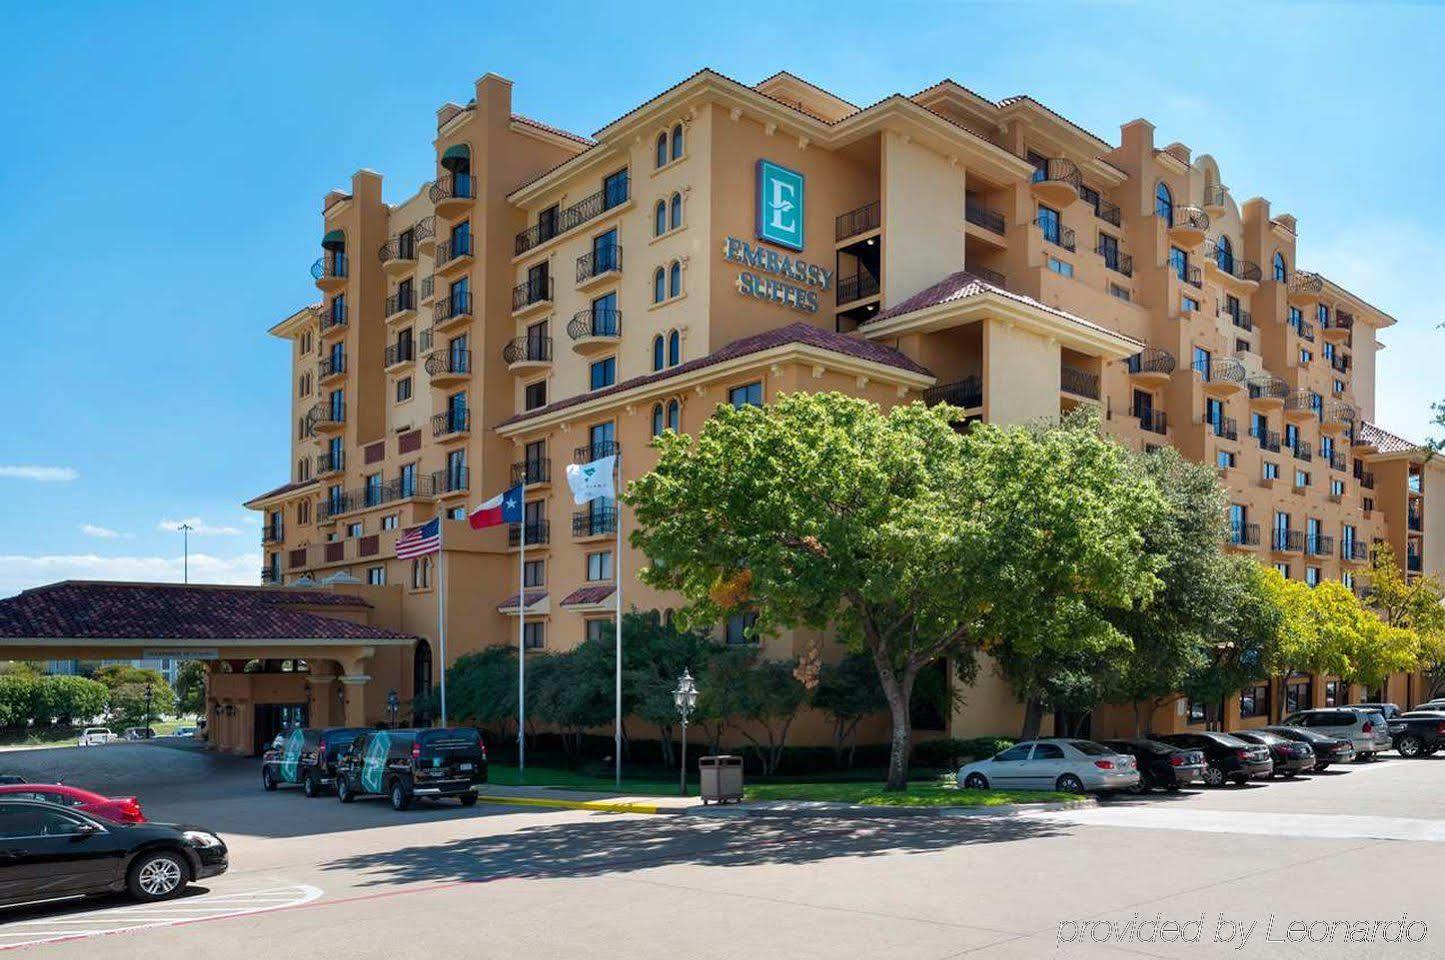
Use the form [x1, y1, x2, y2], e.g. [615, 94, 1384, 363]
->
[396, 377, 412, 403]
[381, 514, 399, 531]
[367, 566, 385, 586]
[347, 522, 362, 538]
[522, 559, 545, 588]
[1264, 461, 1280, 480]
[586, 550, 614, 582]
[1331, 479, 1346, 497]
[523, 621, 545, 650]
[1217, 450, 1236, 469]
[585, 619, 611, 644]
[1300, 348, 1313, 364]
[1193, 346, 1212, 377]
[524, 379, 547, 411]
[1046, 256, 1074, 278]
[1109, 283, 1131, 302]
[365, 473, 383, 507]
[729, 382, 764, 408]
[1036, 205, 1060, 244]
[1306, 566, 1321, 587]
[447, 506, 465, 521]
[399, 463, 417, 498]
[1285, 678, 1313, 714]
[1181, 295, 1199, 313]
[589, 357, 616, 391]
[1169, 246, 1189, 281]
[1325, 680, 1344, 707]
[1295, 469, 1310, 488]
[1274, 562, 1290, 578]
[725, 611, 758, 645]
[1239, 684, 1269, 719]
[602, 168, 630, 209]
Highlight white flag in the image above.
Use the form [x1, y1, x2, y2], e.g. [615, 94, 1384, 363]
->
[565, 455, 616, 505]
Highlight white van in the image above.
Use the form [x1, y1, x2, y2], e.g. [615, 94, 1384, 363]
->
[1281, 709, 1385, 759]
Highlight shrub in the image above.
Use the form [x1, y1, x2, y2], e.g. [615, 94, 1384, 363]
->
[911, 736, 1015, 769]
[35, 675, 108, 726]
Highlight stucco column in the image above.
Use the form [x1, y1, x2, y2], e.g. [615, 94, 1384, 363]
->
[306, 673, 338, 726]
[339, 675, 370, 727]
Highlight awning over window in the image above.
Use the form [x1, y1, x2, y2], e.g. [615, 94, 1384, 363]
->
[441, 143, 471, 172]
[321, 229, 346, 251]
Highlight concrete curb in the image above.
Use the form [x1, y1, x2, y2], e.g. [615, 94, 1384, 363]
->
[473, 794, 688, 815]
[685, 797, 1099, 819]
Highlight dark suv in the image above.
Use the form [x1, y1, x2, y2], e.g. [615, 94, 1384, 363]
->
[1156, 732, 1272, 787]
[262, 727, 370, 797]
[335, 728, 488, 810]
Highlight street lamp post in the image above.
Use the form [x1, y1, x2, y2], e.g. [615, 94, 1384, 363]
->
[178, 522, 194, 584]
[386, 689, 399, 728]
[673, 669, 698, 796]
[144, 684, 154, 734]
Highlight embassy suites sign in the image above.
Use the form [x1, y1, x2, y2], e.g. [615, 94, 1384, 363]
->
[722, 159, 833, 314]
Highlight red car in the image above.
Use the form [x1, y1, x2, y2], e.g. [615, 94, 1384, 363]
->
[0, 783, 146, 822]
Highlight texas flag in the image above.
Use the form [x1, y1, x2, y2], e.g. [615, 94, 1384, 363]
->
[469, 483, 525, 529]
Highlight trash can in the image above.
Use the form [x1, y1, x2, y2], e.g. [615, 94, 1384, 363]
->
[698, 755, 743, 804]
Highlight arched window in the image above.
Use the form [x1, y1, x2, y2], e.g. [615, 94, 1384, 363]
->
[1155, 182, 1173, 222]
[667, 330, 681, 366]
[655, 132, 668, 169]
[669, 192, 683, 230]
[652, 334, 665, 371]
[668, 260, 682, 298]
[413, 639, 433, 698]
[1273, 251, 1288, 283]
[1215, 235, 1233, 272]
[666, 398, 680, 430]
[654, 200, 667, 236]
[651, 403, 665, 437]
[670, 123, 684, 161]
[653, 267, 666, 303]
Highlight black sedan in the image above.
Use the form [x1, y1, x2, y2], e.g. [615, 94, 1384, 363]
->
[1260, 725, 1355, 770]
[0, 799, 227, 906]
[1230, 729, 1316, 776]
[1155, 732, 1273, 786]
[1099, 739, 1205, 792]
[1386, 712, 1445, 758]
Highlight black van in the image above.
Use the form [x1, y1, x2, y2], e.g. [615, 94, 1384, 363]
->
[334, 728, 487, 810]
[261, 726, 370, 797]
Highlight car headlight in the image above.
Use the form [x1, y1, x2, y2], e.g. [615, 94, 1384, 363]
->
[182, 830, 223, 849]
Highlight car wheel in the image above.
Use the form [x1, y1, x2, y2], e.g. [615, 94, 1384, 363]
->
[962, 773, 989, 790]
[1055, 773, 1085, 794]
[1202, 765, 1226, 788]
[1398, 735, 1425, 759]
[336, 777, 355, 803]
[1283, 770, 1297, 778]
[1315, 763, 1329, 772]
[458, 792, 478, 807]
[261, 766, 277, 792]
[1164, 784, 1182, 793]
[303, 771, 321, 798]
[1358, 752, 1374, 762]
[127, 850, 189, 903]
[389, 778, 414, 811]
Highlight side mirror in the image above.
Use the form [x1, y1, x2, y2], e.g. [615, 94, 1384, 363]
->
[70, 823, 100, 839]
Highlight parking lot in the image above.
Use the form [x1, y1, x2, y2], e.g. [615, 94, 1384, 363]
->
[3, 743, 1445, 958]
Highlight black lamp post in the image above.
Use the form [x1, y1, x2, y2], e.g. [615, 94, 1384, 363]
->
[673, 669, 698, 796]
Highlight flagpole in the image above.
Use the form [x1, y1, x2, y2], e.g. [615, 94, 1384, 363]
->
[614, 453, 623, 790]
[438, 518, 448, 727]
[517, 477, 526, 779]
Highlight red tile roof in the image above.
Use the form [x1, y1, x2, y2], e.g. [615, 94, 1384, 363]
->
[1357, 421, 1421, 456]
[496, 591, 548, 613]
[497, 321, 930, 429]
[244, 477, 317, 508]
[0, 582, 415, 642]
[559, 585, 616, 607]
[511, 113, 594, 146]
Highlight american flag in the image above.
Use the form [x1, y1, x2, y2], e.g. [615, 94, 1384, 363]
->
[395, 518, 441, 559]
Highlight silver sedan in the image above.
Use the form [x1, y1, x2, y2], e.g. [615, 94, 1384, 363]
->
[957, 738, 1139, 793]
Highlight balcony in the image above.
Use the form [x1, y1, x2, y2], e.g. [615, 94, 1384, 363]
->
[567, 307, 621, 353]
[1035, 218, 1075, 253]
[964, 200, 1005, 236]
[308, 401, 345, 435]
[574, 440, 620, 464]
[924, 376, 983, 410]
[311, 252, 348, 292]
[432, 409, 469, 441]
[1096, 242, 1132, 277]
[1203, 185, 1228, 215]
[1342, 540, 1369, 564]
[1291, 317, 1317, 343]
[1272, 529, 1305, 554]
[1208, 416, 1239, 442]
[1247, 375, 1289, 408]
[1320, 400, 1357, 433]
[1329, 450, 1348, 472]
[385, 288, 416, 321]
[1226, 307, 1253, 332]
[430, 466, 469, 497]
[1354, 463, 1376, 489]
[315, 449, 344, 476]
[1206, 245, 1262, 286]
[424, 350, 471, 387]
[1323, 310, 1355, 342]
[1306, 535, 1335, 558]
[1193, 357, 1245, 394]
[378, 233, 418, 277]
[1254, 428, 1282, 453]
[1127, 347, 1176, 383]
[1284, 390, 1317, 421]
[511, 458, 551, 487]
[318, 352, 347, 385]
[515, 176, 630, 256]
[428, 173, 475, 218]
[508, 520, 550, 548]
[1228, 522, 1260, 549]
[1131, 405, 1168, 436]
[436, 234, 473, 276]
[262, 521, 284, 545]
[1060, 365, 1099, 400]
[1408, 554, 1424, 574]
[836, 269, 881, 306]
[432, 291, 473, 331]
[261, 565, 281, 584]
[1288, 270, 1324, 305]
[1029, 157, 1081, 207]
[572, 507, 618, 539]
[503, 335, 552, 371]
[413, 215, 437, 254]
[1167, 206, 1210, 247]
[1409, 513, 1424, 533]
[1293, 439, 1314, 462]
[837, 201, 881, 242]
[576, 246, 623, 288]
[319, 301, 348, 337]
[1090, 195, 1122, 227]
[512, 276, 554, 314]
[384, 340, 415, 370]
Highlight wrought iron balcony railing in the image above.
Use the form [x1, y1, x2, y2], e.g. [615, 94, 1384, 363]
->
[514, 175, 630, 255]
[574, 441, 620, 464]
[512, 276, 554, 311]
[502, 336, 552, 365]
[432, 409, 470, 438]
[923, 376, 983, 410]
[568, 307, 621, 341]
[1127, 347, 1176, 377]
[964, 200, 1005, 235]
[576, 245, 623, 282]
[572, 507, 618, 538]
[836, 270, 881, 305]
[1131, 405, 1168, 435]
[508, 521, 550, 547]
[1060, 366, 1099, 400]
[837, 201, 881, 241]
[511, 458, 551, 486]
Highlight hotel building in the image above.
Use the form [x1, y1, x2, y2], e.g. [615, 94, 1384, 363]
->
[231, 68, 1443, 752]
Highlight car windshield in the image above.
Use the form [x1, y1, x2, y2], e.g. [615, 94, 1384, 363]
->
[1207, 733, 1249, 747]
[1067, 740, 1111, 756]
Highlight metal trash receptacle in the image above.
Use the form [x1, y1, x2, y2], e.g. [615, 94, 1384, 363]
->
[698, 755, 743, 804]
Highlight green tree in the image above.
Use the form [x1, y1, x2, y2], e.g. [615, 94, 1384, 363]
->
[0, 675, 39, 730]
[174, 661, 208, 716]
[813, 653, 888, 768]
[35, 675, 108, 726]
[93, 665, 175, 728]
[619, 610, 713, 768]
[732, 656, 808, 776]
[1367, 542, 1445, 695]
[425, 646, 519, 740]
[1307, 580, 1418, 695]
[531, 647, 613, 763]
[1183, 558, 1285, 726]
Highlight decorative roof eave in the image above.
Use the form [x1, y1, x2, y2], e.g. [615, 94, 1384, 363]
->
[268, 304, 321, 339]
[997, 96, 1115, 153]
[244, 478, 318, 510]
[1153, 149, 1189, 175]
[861, 290, 1143, 361]
[496, 339, 934, 439]
[1317, 277, 1398, 329]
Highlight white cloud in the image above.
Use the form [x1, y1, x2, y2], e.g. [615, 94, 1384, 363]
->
[157, 516, 244, 536]
[0, 552, 262, 598]
[80, 524, 132, 540]
[0, 465, 78, 483]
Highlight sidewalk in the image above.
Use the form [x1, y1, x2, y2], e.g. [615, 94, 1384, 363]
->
[473, 783, 702, 814]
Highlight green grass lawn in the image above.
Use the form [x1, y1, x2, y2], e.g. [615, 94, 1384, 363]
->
[741, 780, 1075, 807]
[487, 763, 683, 796]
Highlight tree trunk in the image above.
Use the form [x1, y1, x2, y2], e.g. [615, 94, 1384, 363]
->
[870, 650, 916, 790]
[1020, 697, 1044, 740]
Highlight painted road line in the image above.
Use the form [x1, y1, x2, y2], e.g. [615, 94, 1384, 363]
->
[0, 884, 321, 950]
[1025, 806, 1445, 842]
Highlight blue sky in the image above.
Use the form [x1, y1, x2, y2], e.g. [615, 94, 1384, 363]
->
[1, 2, 1440, 595]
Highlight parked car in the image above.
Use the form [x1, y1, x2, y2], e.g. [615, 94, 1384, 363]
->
[0, 783, 146, 823]
[1386, 713, 1445, 758]
[957, 738, 1139, 794]
[1229, 729, 1316, 777]
[1352, 702, 1403, 721]
[1154, 732, 1272, 786]
[1411, 699, 1445, 713]
[334, 727, 488, 810]
[77, 727, 118, 747]
[1098, 739, 1204, 792]
[122, 727, 156, 742]
[261, 726, 370, 797]
[1261, 725, 1355, 770]
[0, 799, 226, 905]
[0, 776, 25, 786]
[168, 726, 198, 738]
[1280, 708, 1385, 760]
